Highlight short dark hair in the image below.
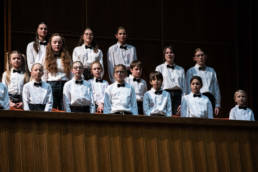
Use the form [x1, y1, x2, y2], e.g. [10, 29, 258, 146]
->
[190, 76, 203, 87]
[130, 60, 142, 69]
[149, 71, 163, 81]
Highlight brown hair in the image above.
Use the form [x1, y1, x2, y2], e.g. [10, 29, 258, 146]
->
[77, 27, 98, 53]
[114, 64, 127, 75]
[130, 60, 142, 69]
[90, 60, 103, 71]
[194, 48, 205, 56]
[45, 33, 72, 78]
[3, 50, 30, 85]
[116, 26, 126, 34]
[149, 71, 163, 81]
[33, 22, 48, 53]
[163, 45, 174, 58]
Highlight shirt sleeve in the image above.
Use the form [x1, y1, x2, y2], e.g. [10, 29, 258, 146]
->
[103, 88, 112, 114]
[250, 110, 255, 121]
[180, 96, 187, 117]
[89, 86, 96, 113]
[1, 85, 9, 110]
[133, 46, 137, 61]
[107, 48, 115, 83]
[44, 85, 53, 112]
[229, 108, 235, 120]
[166, 93, 172, 117]
[143, 93, 151, 116]
[181, 70, 187, 95]
[130, 87, 138, 115]
[63, 83, 71, 112]
[2, 72, 7, 87]
[26, 43, 34, 72]
[212, 70, 221, 107]
[99, 50, 105, 78]
[22, 84, 30, 111]
[207, 100, 214, 119]
[72, 47, 80, 62]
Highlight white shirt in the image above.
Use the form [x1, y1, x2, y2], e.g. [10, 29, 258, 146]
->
[72, 44, 104, 75]
[186, 64, 221, 107]
[156, 62, 186, 93]
[2, 69, 25, 95]
[22, 80, 53, 111]
[26, 41, 47, 71]
[181, 92, 213, 119]
[63, 78, 95, 113]
[43, 58, 70, 81]
[0, 82, 9, 109]
[88, 78, 109, 105]
[229, 105, 255, 121]
[107, 43, 137, 82]
[103, 82, 138, 115]
[125, 75, 147, 101]
[143, 88, 172, 116]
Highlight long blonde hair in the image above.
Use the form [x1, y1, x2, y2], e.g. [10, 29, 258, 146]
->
[3, 50, 30, 85]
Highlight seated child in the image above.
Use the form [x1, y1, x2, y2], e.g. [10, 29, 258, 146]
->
[229, 90, 255, 121]
[143, 71, 172, 116]
[181, 76, 213, 119]
[125, 60, 147, 114]
[2, 51, 30, 110]
[104, 64, 138, 115]
[88, 61, 109, 113]
[63, 61, 95, 113]
[0, 82, 9, 110]
[23, 63, 53, 111]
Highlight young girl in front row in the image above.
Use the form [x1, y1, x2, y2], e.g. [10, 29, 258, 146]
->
[72, 27, 104, 80]
[229, 90, 255, 121]
[63, 61, 95, 113]
[143, 71, 172, 116]
[43, 33, 72, 110]
[0, 82, 9, 110]
[88, 61, 109, 113]
[23, 63, 53, 111]
[104, 64, 138, 115]
[2, 51, 30, 110]
[181, 76, 213, 119]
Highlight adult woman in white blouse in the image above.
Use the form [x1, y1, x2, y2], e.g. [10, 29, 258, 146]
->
[72, 27, 104, 80]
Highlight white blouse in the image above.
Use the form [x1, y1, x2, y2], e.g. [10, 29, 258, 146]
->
[229, 105, 255, 121]
[88, 78, 109, 105]
[125, 75, 147, 101]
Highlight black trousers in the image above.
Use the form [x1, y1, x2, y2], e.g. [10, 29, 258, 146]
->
[70, 105, 90, 113]
[29, 104, 46, 111]
[8, 94, 22, 103]
[114, 111, 132, 115]
[47, 81, 66, 110]
[165, 89, 182, 115]
[137, 101, 143, 115]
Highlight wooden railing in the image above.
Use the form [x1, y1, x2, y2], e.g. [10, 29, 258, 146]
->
[0, 110, 257, 172]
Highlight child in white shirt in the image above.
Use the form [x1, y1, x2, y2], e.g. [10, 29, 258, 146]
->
[229, 90, 255, 121]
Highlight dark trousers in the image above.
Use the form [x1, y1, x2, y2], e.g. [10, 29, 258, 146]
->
[29, 104, 46, 111]
[8, 94, 22, 103]
[70, 105, 90, 113]
[47, 81, 66, 110]
[137, 101, 143, 115]
[203, 92, 216, 110]
[83, 68, 93, 80]
[165, 89, 182, 115]
[114, 111, 132, 115]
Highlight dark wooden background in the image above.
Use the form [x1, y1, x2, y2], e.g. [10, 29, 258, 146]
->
[1, 0, 257, 117]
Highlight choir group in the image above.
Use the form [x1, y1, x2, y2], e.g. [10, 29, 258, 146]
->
[0, 22, 255, 121]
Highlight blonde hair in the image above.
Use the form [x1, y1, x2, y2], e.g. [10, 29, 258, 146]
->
[30, 63, 43, 81]
[114, 64, 127, 75]
[234, 89, 247, 100]
[90, 60, 103, 71]
[3, 50, 30, 85]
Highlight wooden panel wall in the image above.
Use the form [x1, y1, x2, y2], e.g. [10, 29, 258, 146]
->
[0, 110, 258, 172]
[3, 0, 256, 116]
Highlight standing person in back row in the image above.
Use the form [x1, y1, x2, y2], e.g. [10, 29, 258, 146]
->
[26, 22, 48, 71]
[186, 48, 221, 116]
[156, 46, 186, 115]
[107, 26, 137, 82]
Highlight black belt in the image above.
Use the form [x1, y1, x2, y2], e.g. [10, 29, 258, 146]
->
[70, 105, 90, 112]
[29, 104, 46, 111]
[9, 94, 22, 103]
[114, 111, 132, 115]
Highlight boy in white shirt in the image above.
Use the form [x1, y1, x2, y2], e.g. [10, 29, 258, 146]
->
[104, 64, 138, 115]
[181, 76, 213, 119]
[125, 60, 147, 114]
[23, 63, 53, 111]
[63, 61, 95, 113]
[229, 90, 255, 121]
[143, 71, 172, 116]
